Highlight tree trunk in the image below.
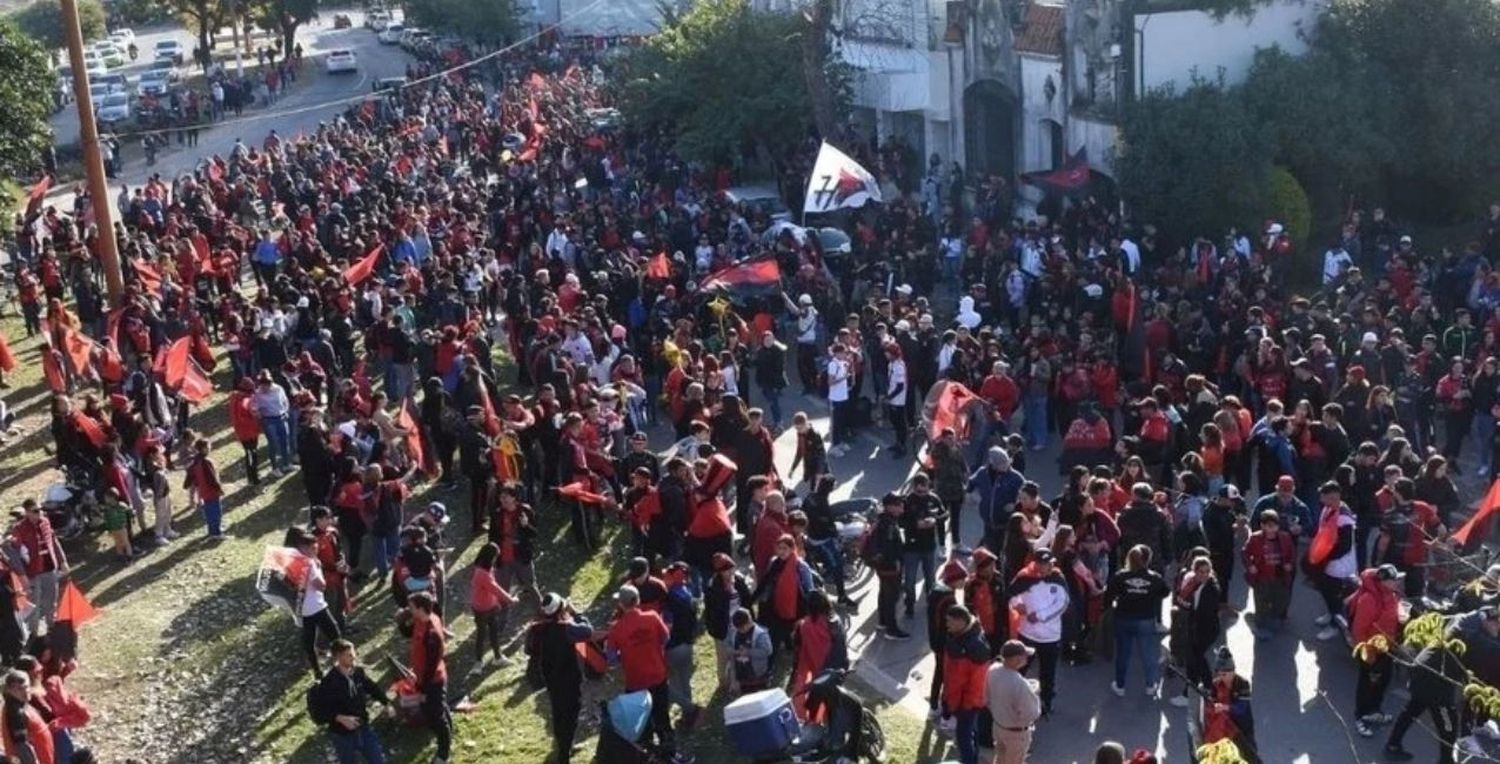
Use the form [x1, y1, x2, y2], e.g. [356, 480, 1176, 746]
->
[800, 0, 839, 141]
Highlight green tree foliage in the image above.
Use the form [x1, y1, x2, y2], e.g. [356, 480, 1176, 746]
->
[249, 0, 320, 58]
[1266, 166, 1314, 281]
[406, 0, 519, 44]
[0, 18, 58, 180]
[160, 0, 226, 65]
[12, 0, 107, 51]
[1117, 78, 1272, 245]
[617, 0, 838, 165]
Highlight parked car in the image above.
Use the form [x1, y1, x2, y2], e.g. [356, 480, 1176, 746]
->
[372, 76, 408, 92]
[108, 28, 135, 46]
[96, 92, 131, 125]
[366, 10, 391, 29]
[87, 82, 119, 103]
[96, 72, 128, 92]
[154, 40, 185, 65]
[325, 49, 358, 74]
[137, 69, 173, 96]
[92, 41, 126, 68]
[333, 14, 352, 28]
[399, 28, 430, 50]
[724, 184, 792, 223]
[377, 24, 405, 44]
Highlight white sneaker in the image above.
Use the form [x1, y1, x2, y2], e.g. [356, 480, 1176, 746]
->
[1111, 682, 1126, 697]
[155, 535, 170, 545]
[927, 707, 941, 721]
[1315, 614, 1332, 626]
[1355, 721, 1374, 738]
[1316, 626, 1340, 641]
[1143, 682, 1159, 698]
[1169, 695, 1190, 708]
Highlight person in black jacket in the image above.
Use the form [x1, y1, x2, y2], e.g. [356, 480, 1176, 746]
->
[298, 417, 337, 507]
[1169, 553, 1222, 708]
[307, 640, 391, 763]
[662, 562, 703, 729]
[1103, 544, 1170, 697]
[1382, 612, 1476, 762]
[704, 553, 754, 691]
[871, 492, 910, 639]
[655, 459, 692, 562]
[926, 559, 968, 725]
[1202, 485, 1247, 605]
[526, 593, 597, 764]
[457, 406, 493, 530]
[754, 333, 788, 429]
[1116, 483, 1173, 573]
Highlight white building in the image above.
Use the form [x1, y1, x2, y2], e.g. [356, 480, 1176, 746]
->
[754, 0, 1322, 206]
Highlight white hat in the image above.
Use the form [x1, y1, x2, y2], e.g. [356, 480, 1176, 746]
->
[1400, 234, 1413, 244]
[1362, 332, 1378, 344]
[1267, 223, 1285, 235]
[1083, 284, 1104, 298]
[540, 593, 569, 616]
[895, 284, 913, 295]
[798, 294, 813, 306]
[895, 319, 911, 332]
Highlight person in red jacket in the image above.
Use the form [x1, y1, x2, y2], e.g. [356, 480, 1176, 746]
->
[979, 361, 1021, 427]
[750, 489, 790, 579]
[1241, 509, 1295, 639]
[228, 378, 262, 486]
[942, 604, 991, 764]
[1349, 565, 1404, 737]
[182, 437, 224, 539]
[604, 584, 690, 761]
[1374, 478, 1447, 597]
[405, 591, 452, 763]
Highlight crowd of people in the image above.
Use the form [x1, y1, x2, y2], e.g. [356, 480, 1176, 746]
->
[10, 20, 1500, 764]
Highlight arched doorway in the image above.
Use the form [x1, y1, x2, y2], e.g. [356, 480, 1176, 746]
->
[963, 79, 1018, 182]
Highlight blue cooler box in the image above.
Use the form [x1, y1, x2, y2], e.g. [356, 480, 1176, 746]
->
[723, 688, 800, 757]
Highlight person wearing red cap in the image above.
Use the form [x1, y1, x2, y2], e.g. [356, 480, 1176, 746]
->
[1252, 475, 1311, 538]
[925, 558, 969, 729]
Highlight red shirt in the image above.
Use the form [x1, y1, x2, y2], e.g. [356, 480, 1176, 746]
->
[470, 567, 514, 613]
[410, 612, 449, 686]
[11, 518, 57, 576]
[607, 607, 669, 691]
[187, 456, 222, 501]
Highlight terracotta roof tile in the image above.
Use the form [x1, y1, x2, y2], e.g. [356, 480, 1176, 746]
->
[1016, 3, 1065, 57]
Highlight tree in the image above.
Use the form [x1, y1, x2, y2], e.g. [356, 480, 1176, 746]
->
[160, 0, 228, 67]
[249, 0, 319, 59]
[1116, 78, 1274, 243]
[12, 0, 107, 51]
[406, 0, 519, 44]
[618, 0, 845, 166]
[0, 18, 59, 180]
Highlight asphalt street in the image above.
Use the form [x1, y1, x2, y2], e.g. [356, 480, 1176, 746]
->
[40, 16, 1447, 759]
[47, 10, 414, 209]
[775, 392, 1442, 763]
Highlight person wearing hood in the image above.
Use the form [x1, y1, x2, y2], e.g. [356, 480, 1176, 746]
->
[1061, 403, 1113, 473]
[1349, 564, 1405, 737]
[956, 295, 982, 331]
[1201, 647, 1256, 762]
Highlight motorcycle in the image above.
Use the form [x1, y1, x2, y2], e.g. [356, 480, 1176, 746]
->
[753, 669, 886, 763]
[38, 465, 94, 541]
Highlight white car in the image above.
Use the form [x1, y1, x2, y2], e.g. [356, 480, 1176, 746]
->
[92, 41, 126, 67]
[137, 69, 173, 96]
[378, 24, 404, 44]
[83, 58, 107, 80]
[109, 28, 135, 44]
[325, 49, 357, 74]
[154, 40, 185, 64]
[367, 10, 392, 29]
[87, 82, 120, 103]
[96, 92, 131, 124]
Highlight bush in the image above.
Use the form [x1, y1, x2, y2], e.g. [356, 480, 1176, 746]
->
[1265, 166, 1314, 284]
[11, 0, 107, 51]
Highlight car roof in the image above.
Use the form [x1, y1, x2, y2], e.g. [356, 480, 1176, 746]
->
[155, 40, 180, 47]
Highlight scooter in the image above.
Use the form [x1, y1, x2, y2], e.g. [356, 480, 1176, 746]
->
[754, 669, 886, 763]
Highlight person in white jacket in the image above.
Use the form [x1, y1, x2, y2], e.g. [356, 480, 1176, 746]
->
[1009, 549, 1071, 714]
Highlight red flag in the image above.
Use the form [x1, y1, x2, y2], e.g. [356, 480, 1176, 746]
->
[399, 399, 439, 478]
[55, 580, 99, 625]
[160, 337, 192, 389]
[927, 382, 982, 442]
[646, 253, 671, 280]
[699, 257, 781, 295]
[1453, 479, 1500, 548]
[207, 162, 224, 182]
[477, 384, 501, 437]
[0, 331, 15, 373]
[60, 327, 94, 375]
[558, 481, 610, 505]
[178, 357, 213, 403]
[1308, 505, 1341, 566]
[24, 175, 50, 220]
[342, 245, 383, 286]
[135, 260, 163, 295]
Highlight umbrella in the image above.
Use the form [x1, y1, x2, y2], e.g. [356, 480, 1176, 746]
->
[760, 221, 808, 246]
[816, 227, 852, 255]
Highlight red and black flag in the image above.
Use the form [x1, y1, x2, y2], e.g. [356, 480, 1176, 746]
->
[23, 175, 51, 221]
[699, 257, 781, 301]
[1021, 148, 1091, 197]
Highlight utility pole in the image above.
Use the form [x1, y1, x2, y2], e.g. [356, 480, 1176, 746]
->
[59, 0, 124, 306]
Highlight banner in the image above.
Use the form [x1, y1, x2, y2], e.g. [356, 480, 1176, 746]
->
[699, 257, 781, 297]
[803, 142, 882, 214]
[1453, 478, 1500, 549]
[1020, 148, 1091, 196]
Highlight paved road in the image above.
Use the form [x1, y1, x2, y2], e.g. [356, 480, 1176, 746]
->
[46, 10, 413, 207]
[772, 392, 1442, 763]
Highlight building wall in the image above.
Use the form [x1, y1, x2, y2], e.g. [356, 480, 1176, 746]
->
[1067, 113, 1118, 176]
[1131, 0, 1321, 94]
[1018, 54, 1064, 175]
